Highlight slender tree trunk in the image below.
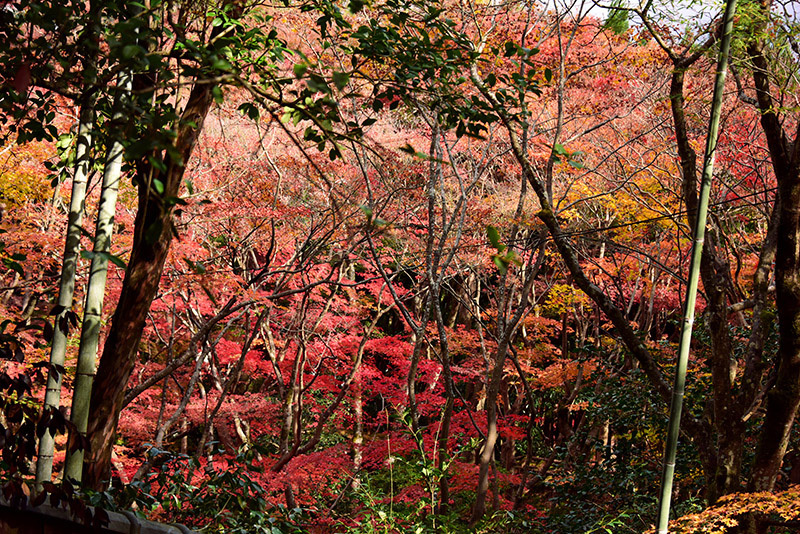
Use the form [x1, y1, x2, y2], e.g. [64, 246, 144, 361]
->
[469, 175, 542, 523]
[471, 338, 508, 523]
[669, 61, 745, 501]
[35, 102, 93, 489]
[64, 74, 129, 482]
[352, 372, 363, 490]
[431, 283, 453, 513]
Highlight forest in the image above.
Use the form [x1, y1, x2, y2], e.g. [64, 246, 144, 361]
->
[0, 0, 799, 532]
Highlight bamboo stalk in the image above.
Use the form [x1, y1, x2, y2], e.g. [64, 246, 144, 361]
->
[655, 0, 739, 531]
[63, 71, 131, 484]
[34, 103, 94, 490]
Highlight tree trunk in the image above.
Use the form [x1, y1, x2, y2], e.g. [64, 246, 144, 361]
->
[747, 21, 800, 490]
[35, 102, 93, 489]
[83, 78, 216, 490]
[64, 73, 129, 482]
[669, 61, 746, 501]
[470, 337, 508, 523]
[352, 372, 363, 490]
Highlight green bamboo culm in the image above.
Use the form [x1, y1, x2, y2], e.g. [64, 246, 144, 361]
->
[63, 72, 131, 484]
[34, 104, 94, 491]
[655, 0, 739, 531]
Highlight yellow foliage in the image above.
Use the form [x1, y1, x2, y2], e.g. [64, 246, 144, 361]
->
[542, 283, 590, 316]
[0, 142, 52, 205]
[0, 170, 51, 205]
[644, 486, 800, 534]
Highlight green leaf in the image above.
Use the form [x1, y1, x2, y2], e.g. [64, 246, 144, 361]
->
[121, 44, 143, 60]
[506, 250, 522, 267]
[293, 62, 309, 78]
[211, 57, 231, 71]
[56, 133, 72, 150]
[105, 253, 127, 269]
[80, 251, 126, 268]
[2, 258, 24, 277]
[568, 158, 584, 169]
[544, 68, 553, 82]
[163, 195, 188, 208]
[306, 74, 329, 93]
[211, 85, 224, 104]
[348, 0, 368, 12]
[238, 102, 259, 121]
[152, 179, 165, 195]
[493, 255, 508, 275]
[333, 71, 350, 90]
[487, 225, 501, 249]
[398, 143, 416, 155]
